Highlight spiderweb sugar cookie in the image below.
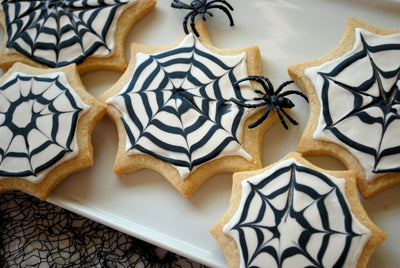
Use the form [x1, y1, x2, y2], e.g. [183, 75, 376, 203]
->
[288, 18, 400, 198]
[0, 63, 106, 200]
[98, 21, 278, 197]
[0, 0, 157, 74]
[210, 152, 386, 268]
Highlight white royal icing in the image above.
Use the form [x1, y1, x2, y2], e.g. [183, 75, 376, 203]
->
[223, 158, 372, 268]
[0, 72, 90, 183]
[107, 33, 262, 179]
[305, 28, 400, 181]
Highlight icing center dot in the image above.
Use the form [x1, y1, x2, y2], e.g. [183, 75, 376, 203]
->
[277, 212, 304, 251]
[172, 87, 185, 95]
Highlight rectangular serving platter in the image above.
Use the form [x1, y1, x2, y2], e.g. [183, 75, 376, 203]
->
[1, 0, 399, 267]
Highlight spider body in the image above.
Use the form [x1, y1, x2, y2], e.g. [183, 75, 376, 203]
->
[171, 0, 234, 36]
[231, 76, 308, 129]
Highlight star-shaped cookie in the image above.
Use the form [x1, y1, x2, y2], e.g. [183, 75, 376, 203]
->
[0, 63, 106, 200]
[288, 18, 400, 198]
[0, 0, 156, 74]
[98, 21, 278, 197]
[210, 152, 386, 268]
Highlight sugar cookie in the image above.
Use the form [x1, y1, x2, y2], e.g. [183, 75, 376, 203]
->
[0, 63, 106, 200]
[98, 21, 277, 197]
[211, 152, 386, 268]
[0, 0, 156, 74]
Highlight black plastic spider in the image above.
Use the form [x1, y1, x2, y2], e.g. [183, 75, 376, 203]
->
[231, 76, 308, 129]
[171, 0, 234, 37]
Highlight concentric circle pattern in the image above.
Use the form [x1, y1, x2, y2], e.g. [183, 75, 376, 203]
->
[0, 72, 89, 182]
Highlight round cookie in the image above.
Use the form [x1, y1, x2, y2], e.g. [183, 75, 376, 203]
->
[0, 0, 157, 74]
[210, 152, 386, 268]
[98, 21, 279, 198]
[0, 63, 107, 200]
[288, 18, 400, 198]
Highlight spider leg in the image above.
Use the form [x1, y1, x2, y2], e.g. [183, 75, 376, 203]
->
[233, 77, 251, 92]
[230, 97, 268, 109]
[201, 11, 214, 21]
[275, 80, 294, 95]
[272, 105, 289, 130]
[249, 105, 272, 128]
[278, 90, 309, 102]
[232, 79, 267, 105]
[234, 76, 270, 93]
[207, 0, 234, 11]
[279, 106, 299, 126]
[189, 12, 200, 36]
[182, 12, 195, 34]
[234, 76, 259, 86]
[171, 0, 192, 9]
[233, 83, 263, 97]
[206, 5, 235, 26]
[236, 75, 275, 96]
[251, 76, 273, 95]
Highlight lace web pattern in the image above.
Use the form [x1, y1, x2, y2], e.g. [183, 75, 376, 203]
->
[0, 191, 206, 267]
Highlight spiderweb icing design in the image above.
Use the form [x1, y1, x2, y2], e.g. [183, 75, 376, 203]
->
[0, 72, 89, 183]
[107, 34, 260, 179]
[306, 29, 400, 181]
[223, 159, 371, 268]
[1, 0, 135, 68]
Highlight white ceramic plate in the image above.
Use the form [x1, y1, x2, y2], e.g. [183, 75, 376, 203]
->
[1, 0, 399, 267]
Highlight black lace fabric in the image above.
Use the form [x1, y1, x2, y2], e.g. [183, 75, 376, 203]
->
[0, 191, 207, 267]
